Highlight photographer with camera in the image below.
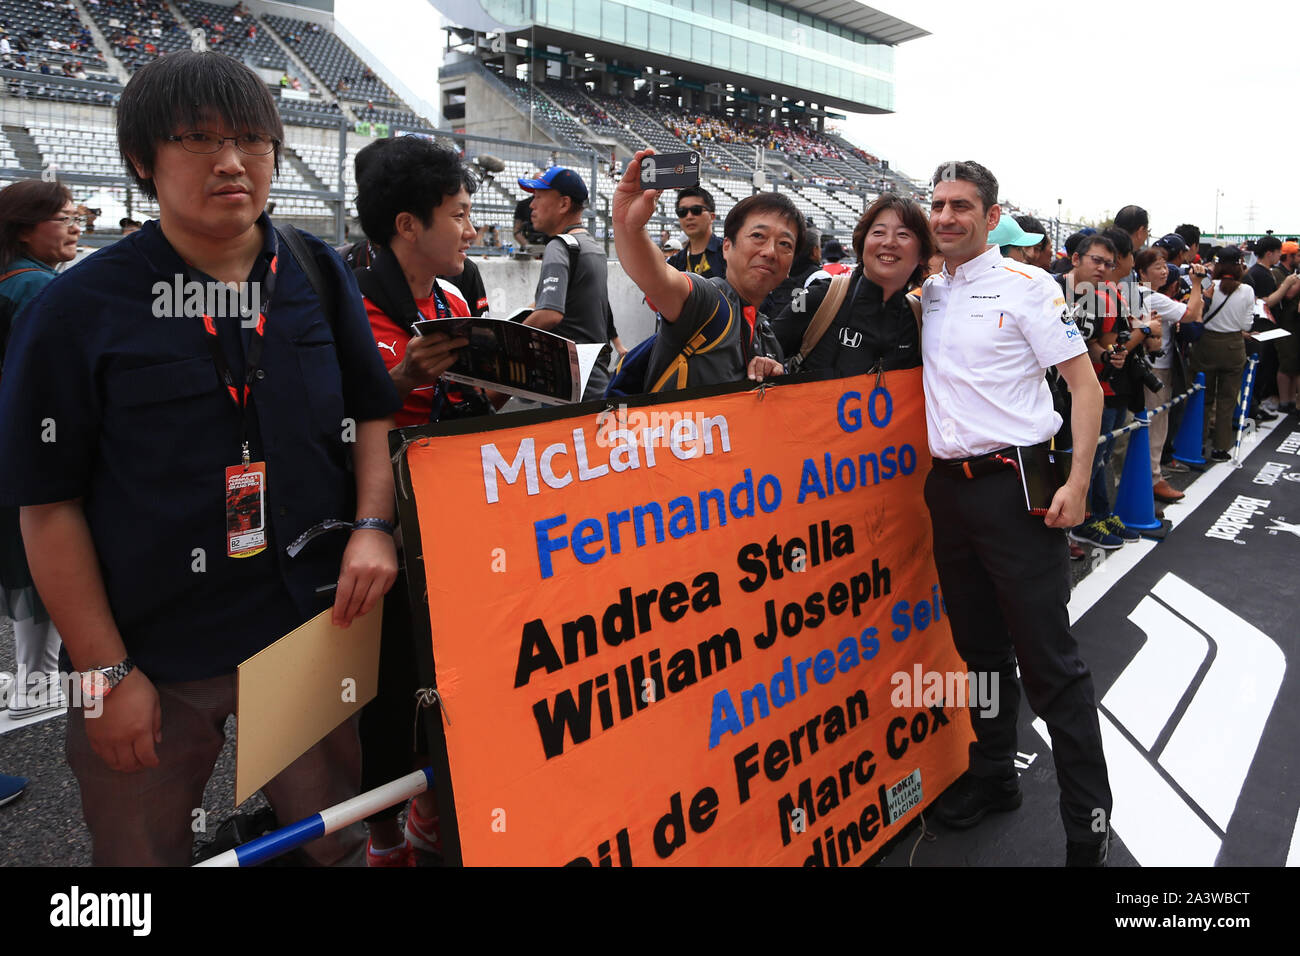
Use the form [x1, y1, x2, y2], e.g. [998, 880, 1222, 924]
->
[1062, 230, 1161, 549]
[1135, 249, 1206, 503]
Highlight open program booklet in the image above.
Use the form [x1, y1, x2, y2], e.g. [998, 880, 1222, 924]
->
[412, 315, 605, 404]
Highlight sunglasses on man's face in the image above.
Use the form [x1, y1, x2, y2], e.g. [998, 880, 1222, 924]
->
[677, 204, 709, 219]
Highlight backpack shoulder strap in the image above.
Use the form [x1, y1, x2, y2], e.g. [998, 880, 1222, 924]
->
[551, 231, 581, 273]
[794, 273, 852, 365]
[277, 226, 338, 335]
[907, 289, 922, 334]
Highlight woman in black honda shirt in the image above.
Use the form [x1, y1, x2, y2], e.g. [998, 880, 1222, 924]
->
[772, 194, 932, 377]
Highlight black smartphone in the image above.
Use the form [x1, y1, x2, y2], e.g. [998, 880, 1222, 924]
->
[639, 150, 701, 190]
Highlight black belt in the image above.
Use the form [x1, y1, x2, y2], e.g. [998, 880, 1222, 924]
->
[932, 446, 1021, 480]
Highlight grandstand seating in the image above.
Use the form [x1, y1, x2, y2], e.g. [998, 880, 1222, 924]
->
[264, 13, 398, 107]
[177, 0, 286, 71]
[81, 0, 189, 73]
[0, 0, 112, 78]
[3, 76, 119, 107]
[497, 76, 592, 152]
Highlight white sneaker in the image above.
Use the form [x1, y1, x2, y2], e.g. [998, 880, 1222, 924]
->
[7, 673, 67, 719]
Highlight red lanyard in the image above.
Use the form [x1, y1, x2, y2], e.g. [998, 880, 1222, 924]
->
[191, 232, 279, 464]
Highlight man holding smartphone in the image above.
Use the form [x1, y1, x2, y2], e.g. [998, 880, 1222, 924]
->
[612, 149, 793, 390]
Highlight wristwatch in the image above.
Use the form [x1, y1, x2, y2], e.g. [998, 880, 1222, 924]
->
[1140, 325, 1152, 336]
[80, 657, 135, 701]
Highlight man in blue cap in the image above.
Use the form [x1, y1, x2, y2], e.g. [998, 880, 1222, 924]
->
[518, 166, 611, 399]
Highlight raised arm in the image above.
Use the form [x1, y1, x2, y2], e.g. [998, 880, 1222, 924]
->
[612, 149, 692, 322]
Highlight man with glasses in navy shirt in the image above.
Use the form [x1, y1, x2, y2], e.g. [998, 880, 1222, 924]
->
[0, 52, 401, 866]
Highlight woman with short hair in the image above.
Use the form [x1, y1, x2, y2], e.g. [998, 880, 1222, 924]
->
[773, 193, 933, 377]
[0, 178, 80, 717]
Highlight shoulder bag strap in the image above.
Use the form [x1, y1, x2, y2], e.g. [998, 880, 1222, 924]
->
[795, 273, 852, 364]
[0, 268, 40, 284]
[277, 226, 338, 336]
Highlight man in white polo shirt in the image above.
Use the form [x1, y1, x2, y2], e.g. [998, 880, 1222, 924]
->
[920, 160, 1112, 866]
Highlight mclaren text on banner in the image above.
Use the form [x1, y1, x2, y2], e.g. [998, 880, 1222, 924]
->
[394, 368, 973, 865]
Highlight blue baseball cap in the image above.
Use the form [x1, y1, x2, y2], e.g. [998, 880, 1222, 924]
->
[518, 166, 588, 204]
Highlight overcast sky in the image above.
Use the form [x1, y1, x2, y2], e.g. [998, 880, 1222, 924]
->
[336, 0, 1296, 238]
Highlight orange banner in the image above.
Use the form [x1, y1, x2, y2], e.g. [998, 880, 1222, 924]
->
[400, 369, 973, 865]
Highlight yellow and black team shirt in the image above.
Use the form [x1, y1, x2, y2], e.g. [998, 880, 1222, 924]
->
[667, 234, 727, 280]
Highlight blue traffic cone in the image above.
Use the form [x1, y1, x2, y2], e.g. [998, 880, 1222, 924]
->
[1173, 372, 1207, 465]
[1115, 409, 1161, 532]
[1233, 354, 1260, 432]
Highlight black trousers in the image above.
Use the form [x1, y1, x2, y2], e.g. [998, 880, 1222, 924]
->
[357, 573, 427, 823]
[923, 465, 1112, 843]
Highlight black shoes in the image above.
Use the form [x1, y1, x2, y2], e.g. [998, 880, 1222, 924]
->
[933, 771, 1022, 828]
[1210, 449, 1231, 462]
[1066, 829, 1109, 867]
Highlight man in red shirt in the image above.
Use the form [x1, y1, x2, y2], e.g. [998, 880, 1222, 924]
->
[352, 136, 483, 426]
[350, 135, 488, 865]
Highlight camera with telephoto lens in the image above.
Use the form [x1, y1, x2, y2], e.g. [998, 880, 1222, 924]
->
[1101, 329, 1163, 393]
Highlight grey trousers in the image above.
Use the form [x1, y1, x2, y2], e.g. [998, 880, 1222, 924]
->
[66, 672, 366, 866]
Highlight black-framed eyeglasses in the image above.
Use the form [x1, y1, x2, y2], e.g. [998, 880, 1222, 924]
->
[166, 131, 279, 155]
[677, 204, 709, 218]
[46, 214, 86, 227]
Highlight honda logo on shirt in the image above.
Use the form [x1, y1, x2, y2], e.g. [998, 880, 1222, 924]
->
[838, 328, 862, 348]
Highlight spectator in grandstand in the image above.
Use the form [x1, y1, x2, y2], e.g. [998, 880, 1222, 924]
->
[920, 160, 1110, 867]
[350, 136, 483, 866]
[1272, 240, 1300, 413]
[518, 166, 611, 399]
[483, 223, 500, 249]
[772, 194, 930, 378]
[0, 179, 80, 719]
[118, 217, 141, 236]
[666, 185, 725, 279]
[661, 236, 682, 259]
[1135, 249, 1206, 503]
[1014, 215, 1054, 271]
[612, 148, 794, 390]
[1114, 204, 1149, 252]
[0, 50, 399, 867]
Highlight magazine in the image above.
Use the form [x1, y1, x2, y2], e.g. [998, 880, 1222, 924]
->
[411, 316, 603, 404]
